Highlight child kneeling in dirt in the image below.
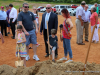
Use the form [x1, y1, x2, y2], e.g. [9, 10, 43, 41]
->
[15, 25, 27, 67]
[47, 29, 58, 62]
[0, 31, 4, 43]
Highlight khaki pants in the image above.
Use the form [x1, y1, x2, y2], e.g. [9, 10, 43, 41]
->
[83, 22, 89, 40]
[75, 19, 83, 43]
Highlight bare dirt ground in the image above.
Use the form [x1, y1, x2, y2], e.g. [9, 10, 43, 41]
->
[0, 13, 100, 68]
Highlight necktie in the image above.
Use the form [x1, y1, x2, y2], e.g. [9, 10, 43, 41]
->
[45, 13, 49, 29]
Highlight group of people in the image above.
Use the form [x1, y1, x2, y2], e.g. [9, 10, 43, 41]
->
[0, 1, 99, 67]
[76, 1, 99, 45]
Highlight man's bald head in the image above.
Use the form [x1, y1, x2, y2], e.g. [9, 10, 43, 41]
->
[46, 4, 52, 8]
[46, 4, 52, 13]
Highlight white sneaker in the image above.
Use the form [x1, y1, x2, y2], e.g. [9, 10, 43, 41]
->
[65, 59, 73, 63]
[33, 55, 40, 61]
[26, 55, 30, 61]
[59, 57, 67, 61]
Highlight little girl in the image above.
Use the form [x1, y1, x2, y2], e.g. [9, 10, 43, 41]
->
[15, 25, 27, 67]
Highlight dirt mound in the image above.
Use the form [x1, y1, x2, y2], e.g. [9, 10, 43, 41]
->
[0, 60, 100, 75]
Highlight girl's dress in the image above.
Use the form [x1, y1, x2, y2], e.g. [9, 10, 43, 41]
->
[16, 32, 27, 57]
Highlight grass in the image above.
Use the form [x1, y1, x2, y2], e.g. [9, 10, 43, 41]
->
[0, 0, 80, 9]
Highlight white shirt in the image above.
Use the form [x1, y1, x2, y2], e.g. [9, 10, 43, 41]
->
[84, 10, 91, 22]
[45, 12, 51, 29]
[9, 7, 17, 22]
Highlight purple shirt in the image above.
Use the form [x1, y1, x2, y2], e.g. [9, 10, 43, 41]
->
[76, 6, 85, 20]
[6, 9, 10, 20]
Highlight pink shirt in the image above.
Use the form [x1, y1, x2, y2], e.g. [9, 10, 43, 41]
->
[90, 12, 99, 26]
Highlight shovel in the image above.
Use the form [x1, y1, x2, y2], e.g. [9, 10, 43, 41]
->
[15, 45, 24, 67]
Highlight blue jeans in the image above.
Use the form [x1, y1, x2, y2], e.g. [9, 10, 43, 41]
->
[63, 38, 73, 58]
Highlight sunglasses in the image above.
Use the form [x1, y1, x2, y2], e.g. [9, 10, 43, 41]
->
[46, 7, 51, 9]
[24, 6, 29, 8]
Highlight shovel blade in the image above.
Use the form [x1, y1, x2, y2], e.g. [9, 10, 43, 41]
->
[15, 60, 24, 67]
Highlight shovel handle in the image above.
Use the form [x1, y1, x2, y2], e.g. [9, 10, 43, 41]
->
[83, 25, 96, 75]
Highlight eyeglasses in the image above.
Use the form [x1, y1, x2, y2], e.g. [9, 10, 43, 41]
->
[24, 6, 29, 8]
[46, 7, 51, 9]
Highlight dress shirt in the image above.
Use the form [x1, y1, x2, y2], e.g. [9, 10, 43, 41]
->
[84, 10, 91, 22]
[0, 10, 7, 20]
[9, 7, 17, 22]
[45, 12, 51, 29]
[76, 6, 85, 20]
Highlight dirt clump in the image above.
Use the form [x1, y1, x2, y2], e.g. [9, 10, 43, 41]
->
[0, 60, 100, 75]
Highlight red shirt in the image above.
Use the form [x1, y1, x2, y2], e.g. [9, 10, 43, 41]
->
[62, 20, 72, 39]
[90, 12, 99, 26]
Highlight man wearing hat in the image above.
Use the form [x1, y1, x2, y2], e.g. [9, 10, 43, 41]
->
[9, 4, 17, 39]
[75, 1, 86, 45]
[0, 6, 8, 36]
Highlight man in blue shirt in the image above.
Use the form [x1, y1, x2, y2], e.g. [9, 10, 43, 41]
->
[0, 6, 7, 36]
[83, 5, 91, 42]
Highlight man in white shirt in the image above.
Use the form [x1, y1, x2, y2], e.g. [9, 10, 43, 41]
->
[9, 4, 17, 39]
[83, 5, 91, 42]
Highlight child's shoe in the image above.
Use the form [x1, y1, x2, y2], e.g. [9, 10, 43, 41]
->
[26, 55, 30, 61]
[52, 59, 55, 62]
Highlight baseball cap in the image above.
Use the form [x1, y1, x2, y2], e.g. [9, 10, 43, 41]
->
[1, 6, 4, 8]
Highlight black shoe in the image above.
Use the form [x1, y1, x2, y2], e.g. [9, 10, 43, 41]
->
[55, 55, 58, 59]
[85, 40, 89, 42]
[7, 32, 10, 34]
[52, 59, 55, 62]
[12, 37, 15, 39]
[45, 54, 49, 57]
[5, 34, 8, 36]
[29, 47, 32, 49]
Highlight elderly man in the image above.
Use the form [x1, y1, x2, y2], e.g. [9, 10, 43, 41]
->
[17, 3, 40, 61]
[0, 6, 8, 36]
[9, 4, 17, 39]
[83, 5, 91, 42]
[40, 4, 58, 57]
[75, 1, 86, 45]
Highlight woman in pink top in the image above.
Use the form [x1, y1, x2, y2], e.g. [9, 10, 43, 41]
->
[90, 7, 99, 43]
[59, 9, 73, 63]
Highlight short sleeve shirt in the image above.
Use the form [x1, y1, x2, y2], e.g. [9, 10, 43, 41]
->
[17, 11, 36, 31]
[76, 6, 85, 20]
[90, 12, 99, 26]
[49, 35, 58, 47]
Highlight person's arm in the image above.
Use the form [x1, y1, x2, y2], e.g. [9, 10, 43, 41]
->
[12, 9, 17, 23]
[33, 20, 38, 33]
[54, 14, 58, 31]
[0, 33, 4, 43]
[95, 14, 98, 28]
[78, 9, 84, 26]
[17, 33, 26, 44]
[67, 18, 73, 31]
[18, 21, 29, 36]
[40, 15, 43, 35]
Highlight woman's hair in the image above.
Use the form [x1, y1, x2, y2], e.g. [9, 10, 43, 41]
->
[33, 6, 38, 16]
[17, 25, 23, 29]
[91, 6, 97, 12]
[51, 29, 57, 35]
[61, 8, 70, 18]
